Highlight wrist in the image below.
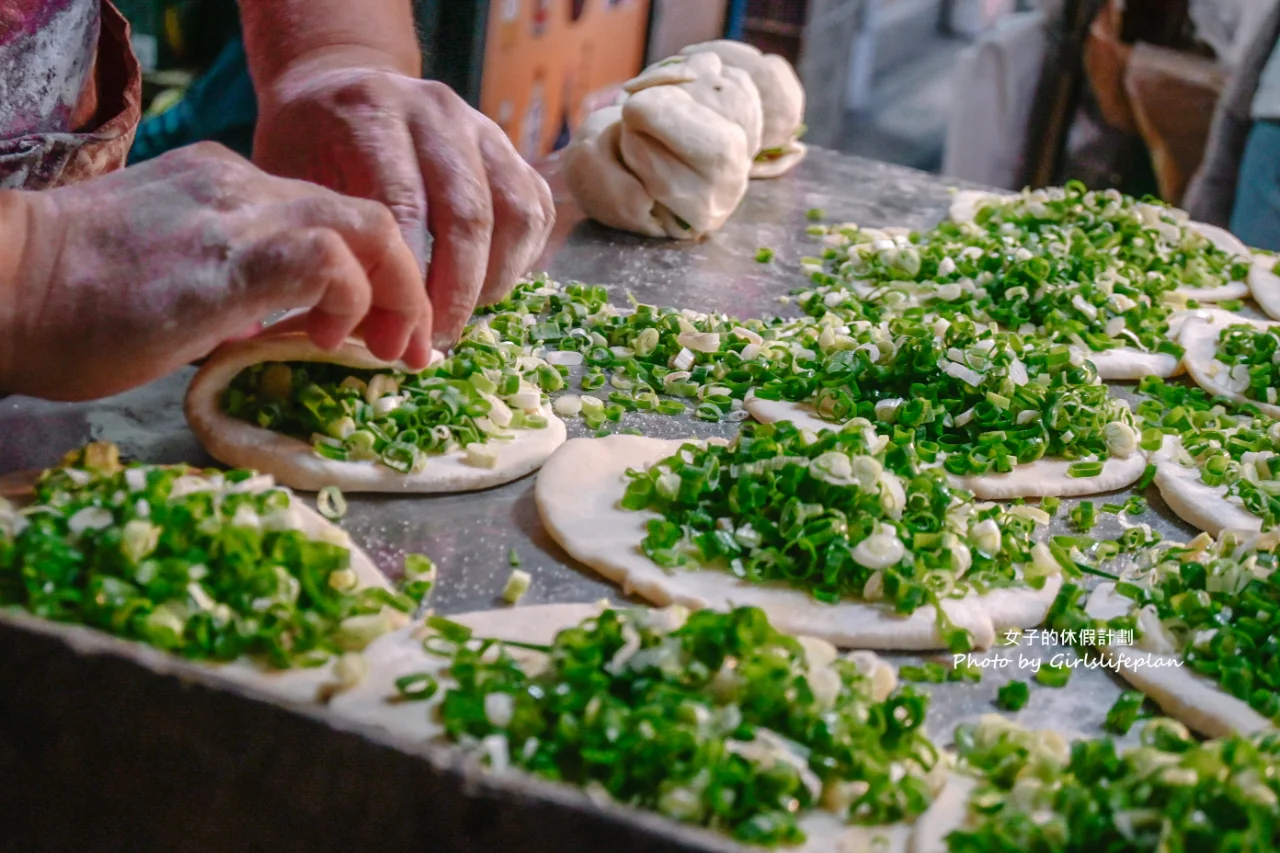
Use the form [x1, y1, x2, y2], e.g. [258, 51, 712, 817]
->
[257, 45, 420, 110]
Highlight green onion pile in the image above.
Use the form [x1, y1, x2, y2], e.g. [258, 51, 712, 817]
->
[428, 605, 940, 846]
[479, 275, 877, 427]
[621, 420, 1058, 652]
[1213, 323, 1280, 406]
[1137, 377, 1280, 528]
[0, 444, 415, 667]
[800, 184, 1248, 359]
[752, 316, 1137, 477]
[224, 326, 555, 471]
[948, 715, 1280, 851]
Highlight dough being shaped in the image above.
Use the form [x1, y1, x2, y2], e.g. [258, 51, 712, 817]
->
[1086, 584, 1272, 738]
[679, 40, 807, 179]
[744, 396, 1147, 500]
[565, 51, 758, 239]
[1251, 253, 1280, 321]
[185, 333, 566, 493]
[1181, 312, 1280, 420]
[535, 435, 1061, 651]
[332, 602, 970, 852]
[1153, 435, 1263, 536]
[948, 191, 1251, 302]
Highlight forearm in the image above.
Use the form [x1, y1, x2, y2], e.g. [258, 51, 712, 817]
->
[0, 191, 36, 392]
[239, 0, 421, 92]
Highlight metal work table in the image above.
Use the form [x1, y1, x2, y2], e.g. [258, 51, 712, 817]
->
[0, 148, 1196, 851]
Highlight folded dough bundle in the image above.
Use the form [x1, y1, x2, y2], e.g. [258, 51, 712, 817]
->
[679, 40, 807, 179]
[564, 43, 806, 239]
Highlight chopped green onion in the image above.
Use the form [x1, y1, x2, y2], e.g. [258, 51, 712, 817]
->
[996, 680, 1029, 711]
[502, 569, 532, 604]
[1035, 661, 1071, 688]
[0, 449, 400, 669]
[1104, 690, 1145, 734]
[394, 672, 439, 701]
[899, 662, 947, 683]
[317, 485, 347, 520]
[1067, 461, 1104, 478]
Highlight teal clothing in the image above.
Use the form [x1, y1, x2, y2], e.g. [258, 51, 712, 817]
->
[1231, 120, 1280, 250]
[1236, 36, 1280, 249]
[128, 36, 257, 164]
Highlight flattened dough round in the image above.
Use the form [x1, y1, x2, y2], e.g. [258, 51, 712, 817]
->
[1181, 313, 1280, 420]
[1153, 436, 1262, 536]
[190, 478, 393, 704]
[185, 333, 566, 493]
[1086, 584, 1272, 738]
[1083, 346, 1184, 381]
[535, 434, 1061, 651]
[1251, 253, 1280, 320]
[744, 396, 1147, 499]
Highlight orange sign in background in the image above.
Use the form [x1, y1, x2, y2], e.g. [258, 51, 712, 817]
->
[481, 0, 653, 162]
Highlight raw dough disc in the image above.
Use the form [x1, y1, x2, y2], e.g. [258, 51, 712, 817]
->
[535, 434, 1062, 651]
[1180, 312, 1280, 420]
[1086, 584, 1272, 738]
[1250, 253, 1280, 320]
[744, 396, 1148, 500]
[147, 472, 394, 705]
[1084, 346, 1184, 381]
[185, 333, 567, 493]
[1152, 435, 1263, 537]
[330, 601, 972, 853]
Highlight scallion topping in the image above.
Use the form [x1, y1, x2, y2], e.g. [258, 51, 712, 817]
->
[0, 445, 414, 668]
[433, 606, 940, 846]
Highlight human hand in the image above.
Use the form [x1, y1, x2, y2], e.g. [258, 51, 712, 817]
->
[0, 143, 430, 401]
[253, 57, 555, 348]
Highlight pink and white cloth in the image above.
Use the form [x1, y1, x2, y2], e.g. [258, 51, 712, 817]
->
[0, 0, 140, 190]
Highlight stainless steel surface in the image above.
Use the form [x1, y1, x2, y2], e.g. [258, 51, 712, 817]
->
[0, 147, 1199, 750]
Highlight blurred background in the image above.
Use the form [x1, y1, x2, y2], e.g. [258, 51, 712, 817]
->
[115, 0, 1270, 206]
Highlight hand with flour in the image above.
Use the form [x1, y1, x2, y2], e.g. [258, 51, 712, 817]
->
[0, 143, 431, 401]
[242, 1, 555, 349]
